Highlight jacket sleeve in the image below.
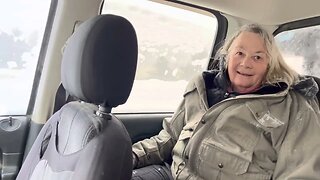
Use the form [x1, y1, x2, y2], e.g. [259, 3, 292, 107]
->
[132, 100, 186, 168]
[273, 99, 320, 179]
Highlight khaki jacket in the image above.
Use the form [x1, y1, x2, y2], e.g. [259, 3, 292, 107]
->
[133, 73, 320, 180]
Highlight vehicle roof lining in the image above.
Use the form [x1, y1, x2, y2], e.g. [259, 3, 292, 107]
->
[179, 0, 320, 25]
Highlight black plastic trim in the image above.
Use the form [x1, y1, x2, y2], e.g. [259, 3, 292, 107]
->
[99, 0, 105, 14]
[274, 16, 320, 35]
[0, 116, 30, 179]
[22, 120, 44, 161]
[117, 113, 172, 143]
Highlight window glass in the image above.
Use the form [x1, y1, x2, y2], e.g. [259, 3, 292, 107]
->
[0, 0, 50, 115]
[275, 25, 320, 77]
[102, 0, 218, 113]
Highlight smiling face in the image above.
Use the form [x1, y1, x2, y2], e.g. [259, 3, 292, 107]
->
[227, 31, 269, 93]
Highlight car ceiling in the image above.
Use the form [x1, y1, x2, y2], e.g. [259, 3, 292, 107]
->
[180, 0, 320, 25]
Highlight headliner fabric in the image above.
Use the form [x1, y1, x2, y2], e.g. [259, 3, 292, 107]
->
[61, 14, 138, 107]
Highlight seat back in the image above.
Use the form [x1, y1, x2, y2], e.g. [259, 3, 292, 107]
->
[17, 14, 138, 180]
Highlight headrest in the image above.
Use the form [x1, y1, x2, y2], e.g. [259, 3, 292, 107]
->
[61, 14, 138, 108]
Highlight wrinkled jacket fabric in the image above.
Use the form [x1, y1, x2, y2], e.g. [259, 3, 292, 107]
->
[132, 71, 320, 180]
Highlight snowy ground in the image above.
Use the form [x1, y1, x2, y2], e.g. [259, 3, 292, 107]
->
[0, 68, 188, 115]
[114, 79, 187, 113]
[0, 68, 34, 115]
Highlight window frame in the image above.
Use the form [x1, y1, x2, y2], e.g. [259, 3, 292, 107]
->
[26, 0, 58, 115]
[273, 16, 320, 78]
[273, 16, 320, 36]
[99, 0, 228, 114]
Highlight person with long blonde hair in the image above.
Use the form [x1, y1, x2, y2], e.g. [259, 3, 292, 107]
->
[132, 24, 320, 180]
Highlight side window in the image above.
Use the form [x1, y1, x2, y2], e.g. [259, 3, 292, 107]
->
[102, 1, 218, 113]
[0, 0, 51, 115]
[275, 25, 320, 77]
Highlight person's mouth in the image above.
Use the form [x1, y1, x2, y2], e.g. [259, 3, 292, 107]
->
[237, 71, 253, 76]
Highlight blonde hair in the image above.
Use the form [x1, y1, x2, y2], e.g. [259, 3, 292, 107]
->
[218, 24, 298, 86]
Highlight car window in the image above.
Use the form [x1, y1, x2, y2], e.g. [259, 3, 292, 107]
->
[0, 0, 50, 115]
[102, 0, 218, 113]
[275, 25, 320, 77]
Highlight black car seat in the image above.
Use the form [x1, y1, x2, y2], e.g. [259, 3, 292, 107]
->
[16, 14, 138, 180]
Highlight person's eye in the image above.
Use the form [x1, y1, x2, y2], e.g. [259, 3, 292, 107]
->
[254, 55, 262, 60]
[235, 51, 243, 56]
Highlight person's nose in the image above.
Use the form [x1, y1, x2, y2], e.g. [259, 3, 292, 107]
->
[240, 56, 252, 68]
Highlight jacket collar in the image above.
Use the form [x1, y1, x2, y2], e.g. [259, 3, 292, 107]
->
[212, 69, 287, 96]
[185, 70, 319, 99]
[215, 70, 320, 99]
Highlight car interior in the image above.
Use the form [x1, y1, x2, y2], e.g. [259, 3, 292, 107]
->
[0, 0, 320, 179]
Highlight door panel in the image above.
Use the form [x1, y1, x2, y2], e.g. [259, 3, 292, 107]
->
[0, 116, 29, 180]
[117, 113, 172, 143]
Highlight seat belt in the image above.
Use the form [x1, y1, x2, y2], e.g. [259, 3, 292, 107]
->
[53, 83, 69, 114]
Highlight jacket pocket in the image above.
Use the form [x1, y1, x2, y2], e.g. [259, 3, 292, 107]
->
[198, 142, 251, 178]
[198, 141, 272, 180]
[246, 100, 284, 129]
